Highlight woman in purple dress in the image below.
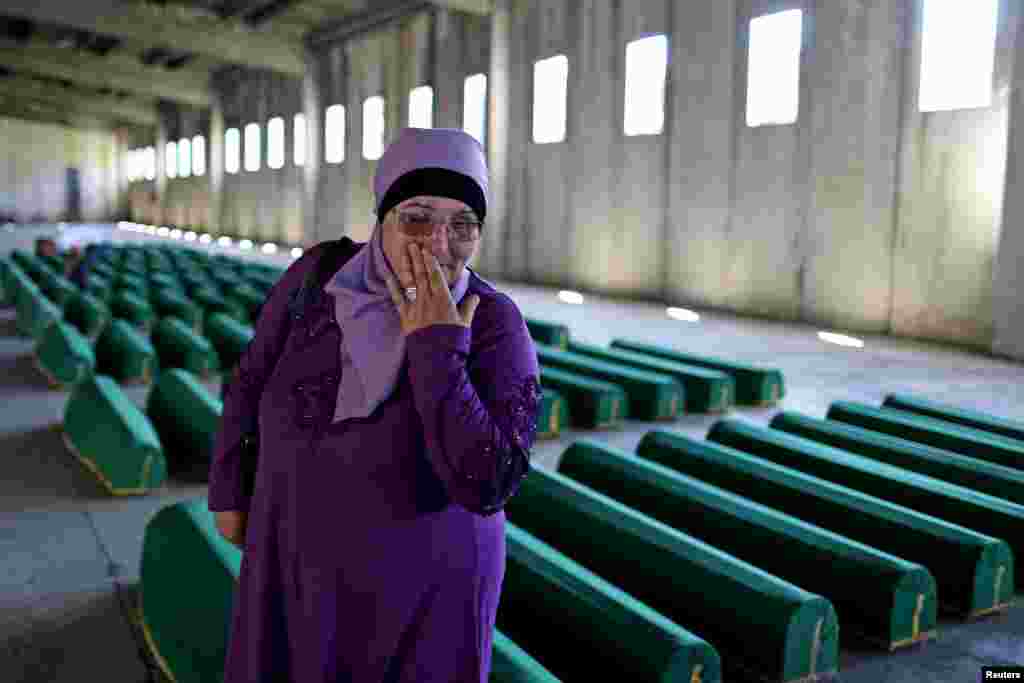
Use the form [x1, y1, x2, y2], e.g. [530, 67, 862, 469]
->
[208, 127, 543, 682]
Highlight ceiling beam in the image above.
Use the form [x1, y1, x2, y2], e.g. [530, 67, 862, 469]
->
[0, 97, 112, 129]
[429, 0, 492, 14]
[0, 40, 211, 107]
[2, 0, 306, 76]
[1, 74, 157, 126]
[307, 0, 431, 47]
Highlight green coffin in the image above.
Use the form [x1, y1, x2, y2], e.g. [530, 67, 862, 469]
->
[883, 393, 1024, 444]
[536, 388, 567, 439]
[524, 318, 570, 349]
[5, 260, 33, 310]
[0, 257, 11, 305]
[41, 273, 78, 308]
[153, 290, 203, 331]
[558, 438, 937, 649]
[96, 319, 158, 383]
[36, 321, 95, 387]
[86, 276, 112, 303]
[489, 630, 561, 683]
[150, 272, 184, 293]
[117, 272, 148, 291]
[567, 340, 734, 414]
[228, 285, 266, 321]
[63, 291, 111, 339]
[772, 411, 1024, 507]
[635, 430, 1015, 618]
[828, 401, 1024, 472]
[139, 498, 240, 683]
[17, 288, 61, 341]
[707, 418, 1024, 595]
[10, 249, 39, 276]
[63, 374, 166, 494]
[499, 523, 721, 682]
[609, 338, 785, 405]
[91, 263, 115, 282]
[146, 368, 221, 474]
[192, 287, 235, 321]
[111, 290, 155, 331]
[539, 366, 625, 429]
[152, 317, 220, 378]
[204, 313, 254, 373]
[536, 344, 683, 421]
[505, 467, 839, 683]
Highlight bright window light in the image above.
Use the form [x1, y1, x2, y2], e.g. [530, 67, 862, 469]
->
[184, 231, 197, 241]
[169, 229, 182, 239]
[464, 74, 487, 147]
[533, 55, 568, 144]
[199, 233, 212, 244]
[294, 113, 306, 166]
[746, 9, 803, 127]
[325, 104, 345, 164]
[557, 290, 584, 305]
[363, 96, 385, 160]
[261, 242, 278, 254]
[126, 150, 136, 181]
[409, 85, 433, 128]
[177, 137, 191, 177]
[192, 135, 205, 176]
[218, 236, 232, 246]
[244, 123, 261, 172]
[666, 307, 700, 322]
[818, 331, 865, 348]
[166, 141, 177, 178]
[625, 35, 668, 136]
[225, 128, 240, 174]
[267, 117, 285, 170]
[239, 239, 254, 250]
[144, 146, 156, 180]
[919, 0, 998, 112]
[157, 226, 169, 236]
[291, 247, 304, 258]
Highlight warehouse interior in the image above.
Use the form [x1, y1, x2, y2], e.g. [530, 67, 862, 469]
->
[2, 1, 1024, 682]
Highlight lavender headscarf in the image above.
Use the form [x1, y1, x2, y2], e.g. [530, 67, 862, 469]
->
[323, 128, 488, 422]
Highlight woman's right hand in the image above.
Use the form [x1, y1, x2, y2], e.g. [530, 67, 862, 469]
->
[215, 510, 248, 548]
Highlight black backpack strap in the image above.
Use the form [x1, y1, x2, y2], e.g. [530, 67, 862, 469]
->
[286, 236, 360, 321]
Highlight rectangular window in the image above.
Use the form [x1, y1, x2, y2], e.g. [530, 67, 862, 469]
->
[919, 0, 998, 112]
[464, 74, 487, 147]
[363, 96, 385, 160]
[624, 34, 668, 136]
[192, 135, 205, 176]
[144, 146, 156, 180]
[166, 141, 177, 178]
[409, 85, 433, 128]
[126, 149, 136, 181]
[178, 137, 191, 178]
[325, 104, 345, 164]
[533, 55, 568, 144]
[225, 128, 240, 174]
[294, 113, 306, 166]
[244, 123, 261, 172]
[746, 9, 803, 127]
[267, 116, 285, 169]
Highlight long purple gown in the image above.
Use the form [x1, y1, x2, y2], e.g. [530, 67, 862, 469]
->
[207, 242, 542, 683]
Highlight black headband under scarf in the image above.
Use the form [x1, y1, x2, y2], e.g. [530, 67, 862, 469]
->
[376, 167, 486, 226]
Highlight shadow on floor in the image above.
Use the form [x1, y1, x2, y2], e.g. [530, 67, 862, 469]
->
[0, 354, 54, 394]
[0, 425, 111, 510]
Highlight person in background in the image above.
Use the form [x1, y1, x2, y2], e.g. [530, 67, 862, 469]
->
[208, 127, 543, 683]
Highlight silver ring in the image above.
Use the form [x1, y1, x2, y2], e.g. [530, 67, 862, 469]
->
[404, 287, 417, 302]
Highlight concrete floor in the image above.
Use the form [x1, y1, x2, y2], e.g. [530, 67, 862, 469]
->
[1, 224, 1022, 683]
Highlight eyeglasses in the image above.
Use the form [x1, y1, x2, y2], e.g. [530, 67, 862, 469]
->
[395, 211, 482, 242]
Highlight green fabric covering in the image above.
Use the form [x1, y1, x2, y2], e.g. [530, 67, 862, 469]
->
[489, 630, 562, 683]
[153, 290, 203, 331]
[139, 498, 239, 683]
[96, 319, 158, 383]
[228, 285, 266, 321]
[707, 418, 1024, 597]
[63, 290, 111, 339]
[636, 429, 1015, 618]
[192, 287, 233, 319]
[500, 523, 721, 682]
[559, 438, 937, 649]
[0, 257, 11, 305]
[524, 318, 570, 349]
[609, 338, 785, 405]
[152, 317, 220, 377]
[505, 467, 838, 682]
[828, 401, 1024, 472]
[150, 272, 184, 292]
[539, 366, 626, 428]
[111, 290, 155, 330]
[146, 368, 222, 473]
[4, 260, 32, 310]
[204, 313, 253, 374]
[17, 288, 61, 341]
[567, 340, 734, 414]
[772, 411, 1024, 507]
[39, 253, 63, 273]
[63, 374, 166, 494]
[40, 273, 78, 308]
[536, 344, 683, 421]
[883, 394, 1024, 443]
[36, 321, 95, 387]
[536, 388, 566, 439]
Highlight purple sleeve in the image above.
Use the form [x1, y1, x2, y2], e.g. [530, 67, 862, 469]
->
[405, 292, 543, 516]
[207, 248, 323, 512]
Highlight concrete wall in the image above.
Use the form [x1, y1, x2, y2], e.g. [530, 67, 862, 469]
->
[0, 116, 120, 223]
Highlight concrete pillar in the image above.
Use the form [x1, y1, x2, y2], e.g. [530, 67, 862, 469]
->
[481, 0, 510, 276]
[155, 119, 167, 226]
[209, 90, 225, 234]
[302, 48, 324, 245]
[432, 8, 463, 129]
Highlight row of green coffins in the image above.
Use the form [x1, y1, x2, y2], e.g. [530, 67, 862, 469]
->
[134, 393, 1024, 683]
